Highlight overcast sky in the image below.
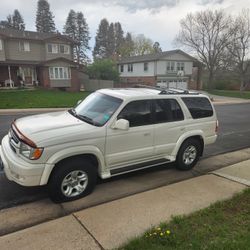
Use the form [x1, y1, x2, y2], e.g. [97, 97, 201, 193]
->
[1, 0, 249, 52]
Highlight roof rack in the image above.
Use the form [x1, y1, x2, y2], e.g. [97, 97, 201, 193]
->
[134, 84, 200, 95]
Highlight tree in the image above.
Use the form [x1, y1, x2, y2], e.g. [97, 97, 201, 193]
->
[153, 42, 162, 53]
[64, 10, 77, 40]
[64, 10, 90, 64]
[175, 10, 232, 88]
[118, 32, 134, 57]
[36, 0, 56, 33]
[87, 59, 119, 82]
[75, 12, 90, 64]
[114, 22, 124, 55]
[0, 9, 25, 30]
[227, 9, 250, 91]
[93, 18, 109, 59]
[107, 23, 115, 58]
[12, 10, 25, 30]
[132, 34, 154, 56]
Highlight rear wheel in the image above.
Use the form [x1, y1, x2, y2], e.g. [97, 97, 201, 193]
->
[175, 139, 201, 170]
[48, 158, 96, 203]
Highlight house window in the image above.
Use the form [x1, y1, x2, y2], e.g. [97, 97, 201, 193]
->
[19, 41, 30, 52]
[144, 62, 148, 71]
[177, 62, 185, 71]
[166, 61, 175, 72]
[128, 64, 133, 72]
[47, 43, 58, 53]
[0, 39, 2, 50]
[49, 67, 71, 80]
[59, 44, 70, 54]
[120, 65, 124, 73]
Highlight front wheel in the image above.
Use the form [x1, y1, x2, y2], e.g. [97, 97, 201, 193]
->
[175, 139, 201, 171]
[48, 158, 97, 203]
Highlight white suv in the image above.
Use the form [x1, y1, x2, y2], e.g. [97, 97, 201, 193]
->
[0, 88, 218, 202]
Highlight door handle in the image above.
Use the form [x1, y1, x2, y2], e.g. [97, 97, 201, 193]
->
[144, 133, 151, 136]
[180, 127, 185, 131]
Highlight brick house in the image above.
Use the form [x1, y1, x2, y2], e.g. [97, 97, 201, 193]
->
[117, 50, 202, 90]
[0, 27, 81, 91]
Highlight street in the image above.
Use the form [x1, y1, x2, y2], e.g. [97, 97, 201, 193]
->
[0, 103, 250, 209]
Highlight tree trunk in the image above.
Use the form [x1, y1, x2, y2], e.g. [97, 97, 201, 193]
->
[207, 70, 214, 90]
[239, 75, 246, 94]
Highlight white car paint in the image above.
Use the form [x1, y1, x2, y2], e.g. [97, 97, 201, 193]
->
[0, 88, 218, 188]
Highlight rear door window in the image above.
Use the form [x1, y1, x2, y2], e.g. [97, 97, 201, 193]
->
[182, 97, 213, 119]
[154, 99, 184, 123]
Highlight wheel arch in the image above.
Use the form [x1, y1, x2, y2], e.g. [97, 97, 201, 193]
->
[40, 146, 105, 185]
[173, 131, 205, 157]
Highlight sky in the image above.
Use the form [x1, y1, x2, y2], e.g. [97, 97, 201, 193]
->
[0, 0, 249, 53]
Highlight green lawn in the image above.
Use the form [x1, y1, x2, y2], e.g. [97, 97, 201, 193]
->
[0, 89, 90, 109]
[121, 188, 250, 250]
[208, 90, 250, 99]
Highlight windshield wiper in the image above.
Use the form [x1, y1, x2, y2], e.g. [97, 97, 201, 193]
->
[78, 114, 94, 123]
[69, 109, 101, 126]
[68, 108, 77, 117]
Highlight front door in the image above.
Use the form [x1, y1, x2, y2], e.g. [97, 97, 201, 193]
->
[105, 100, 155, 168]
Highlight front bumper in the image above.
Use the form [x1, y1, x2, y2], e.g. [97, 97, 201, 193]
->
[0, 135, 45, 186]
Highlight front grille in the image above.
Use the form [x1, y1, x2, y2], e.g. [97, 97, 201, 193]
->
[9, 142, 16, 153]
[9, 127, 20, 154]
[10, 127, 20, 144]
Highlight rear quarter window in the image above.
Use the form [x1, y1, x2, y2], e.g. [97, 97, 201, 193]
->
[182, 97, 213, 119]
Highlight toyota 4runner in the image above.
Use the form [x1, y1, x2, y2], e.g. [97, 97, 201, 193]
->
[0, 87, 218, 202]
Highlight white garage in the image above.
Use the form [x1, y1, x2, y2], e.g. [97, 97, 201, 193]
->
[156, 80, 188, 90]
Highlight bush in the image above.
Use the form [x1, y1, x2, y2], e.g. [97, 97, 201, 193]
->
[87, 59, 120, 82]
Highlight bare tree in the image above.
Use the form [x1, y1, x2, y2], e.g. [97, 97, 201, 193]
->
[175, 10, 232, 88]
[227, 9, 250, 91]
[132, 34, 154, 56]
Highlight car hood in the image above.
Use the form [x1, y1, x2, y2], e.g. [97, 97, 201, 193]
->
[14, 111, 97, 146]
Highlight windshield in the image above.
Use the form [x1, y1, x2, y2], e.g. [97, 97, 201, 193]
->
[70, 92, 123, 126]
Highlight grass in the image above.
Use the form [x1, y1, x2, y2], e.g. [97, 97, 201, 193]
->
[120, 188, 250, 250]
[207, 90, 250, 99]
[0, 89, 90, 109]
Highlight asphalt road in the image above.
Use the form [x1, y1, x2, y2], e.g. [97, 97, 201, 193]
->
[0, 103, 250, 209]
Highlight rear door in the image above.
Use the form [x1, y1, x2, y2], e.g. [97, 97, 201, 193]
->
[153, 98, 186, 157]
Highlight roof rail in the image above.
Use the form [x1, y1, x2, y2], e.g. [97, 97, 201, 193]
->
[133, 84, 200, 95]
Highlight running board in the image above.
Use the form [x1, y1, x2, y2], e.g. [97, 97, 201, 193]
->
[110, 158, 170, 176]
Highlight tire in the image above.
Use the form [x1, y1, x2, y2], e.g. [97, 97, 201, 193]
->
[175, 139, 201, 171]
[48, 157, 97, 203]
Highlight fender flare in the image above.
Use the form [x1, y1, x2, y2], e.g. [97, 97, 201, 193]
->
[40, 146, 105, 185]
[172, 130, 205, 157]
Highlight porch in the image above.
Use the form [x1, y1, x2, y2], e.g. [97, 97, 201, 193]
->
[0, 62, 39, 88]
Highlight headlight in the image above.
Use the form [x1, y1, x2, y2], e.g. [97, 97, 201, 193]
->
[20, 142, 43, 160]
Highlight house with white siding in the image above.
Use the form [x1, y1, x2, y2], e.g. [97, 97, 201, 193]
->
[117, 50, 202, 90]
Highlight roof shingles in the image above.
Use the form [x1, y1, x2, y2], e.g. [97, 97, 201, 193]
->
[117, 49, 198, 64]
[0, 27, 75, 44]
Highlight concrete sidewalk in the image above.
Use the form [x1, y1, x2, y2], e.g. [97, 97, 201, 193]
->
[0, 160, 249, 250]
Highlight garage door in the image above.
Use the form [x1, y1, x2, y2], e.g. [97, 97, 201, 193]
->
[169, 81, 187, 89]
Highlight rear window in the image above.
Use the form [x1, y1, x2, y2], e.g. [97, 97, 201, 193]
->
[182, 97, 213, 119]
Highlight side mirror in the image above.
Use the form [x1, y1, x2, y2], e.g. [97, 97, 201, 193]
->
[113, 119, 129, 130]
